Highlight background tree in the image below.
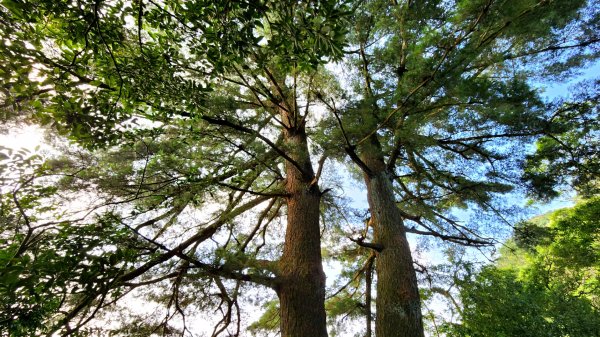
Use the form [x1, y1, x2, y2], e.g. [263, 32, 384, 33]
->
[443, 196, 600, 337]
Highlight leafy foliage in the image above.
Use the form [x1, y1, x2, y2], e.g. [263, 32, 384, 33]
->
[522, 80, 600, 200]
[445, 198, 600, 337]
[447, 266, 600, 337]
[1, 0, 350, 147]
[0, 149, 145, 335]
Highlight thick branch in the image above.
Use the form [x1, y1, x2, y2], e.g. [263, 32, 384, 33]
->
[118, 195, 272, 283]
[348, 236, 384, 252]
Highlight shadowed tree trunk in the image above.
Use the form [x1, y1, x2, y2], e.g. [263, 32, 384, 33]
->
[360, 138, 424, 337]
[277, 112, 328, 337]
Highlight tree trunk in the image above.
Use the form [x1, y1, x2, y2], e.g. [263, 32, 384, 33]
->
[360, 140, 424, 337]
[277, 123, 328, 337]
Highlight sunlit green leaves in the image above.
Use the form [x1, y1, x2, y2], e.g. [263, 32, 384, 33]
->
[1, 0, 351, 148]
[446, 198, 600, 337]
[446, 266, 600, 337]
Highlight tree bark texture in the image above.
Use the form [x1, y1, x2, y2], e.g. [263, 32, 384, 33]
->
[277, 122, 328, 337]
[361, 142, 424, 337]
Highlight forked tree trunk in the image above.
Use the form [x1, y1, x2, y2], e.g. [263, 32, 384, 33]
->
[360, 140, 424, 337]
[277, 123, 328, 337]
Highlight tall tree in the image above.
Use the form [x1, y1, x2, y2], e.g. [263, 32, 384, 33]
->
[1, 0, 349, 336]
[329, 1, 599, 336]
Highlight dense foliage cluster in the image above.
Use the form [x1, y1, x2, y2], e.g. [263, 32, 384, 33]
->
[445, 197, 600, 337]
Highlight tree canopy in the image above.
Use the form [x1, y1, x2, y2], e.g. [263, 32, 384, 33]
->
[1, 0, 599, 336]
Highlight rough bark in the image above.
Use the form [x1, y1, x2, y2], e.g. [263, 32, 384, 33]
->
[360, 139, 424, 337]
[277, 121, 328, 337]
[365, 254, 374, 337]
